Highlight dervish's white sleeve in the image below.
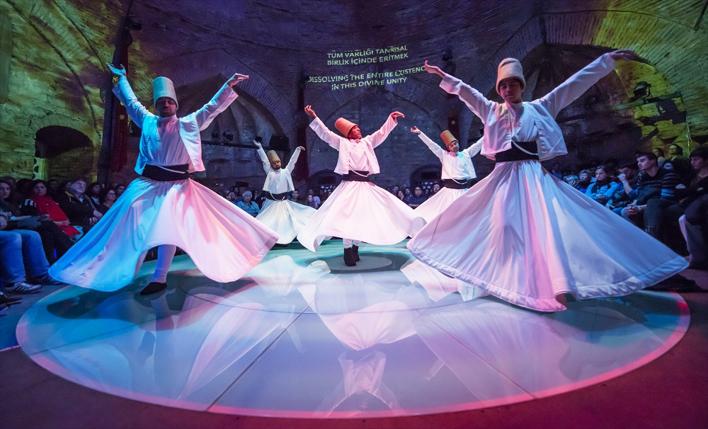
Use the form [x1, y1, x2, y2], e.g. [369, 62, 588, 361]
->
[439, 74, 494, 123]
[416, 131, 445, 160]
[112, 76, 150, 127]
[192, 83, 239, 130]
[369, 115, 398, 148]
[286, 146, 304, 172]
[463, 137, 483, 158]
[255, 144, 272, 173]
[309, 117, 342, 150]
[537, 53, 616, 118]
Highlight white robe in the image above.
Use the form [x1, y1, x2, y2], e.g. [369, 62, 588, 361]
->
[407, 55, 688, 312]
[414, 132, 482, 222]
[254, 146, 316, 245]
[297, 117, 425, 251]
[49, 78, 278, 290]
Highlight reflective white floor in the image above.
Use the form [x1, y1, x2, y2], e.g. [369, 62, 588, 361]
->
[17, 242, 690, 418]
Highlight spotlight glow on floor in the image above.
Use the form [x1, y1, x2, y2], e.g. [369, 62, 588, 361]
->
[17, 242, 690, 418]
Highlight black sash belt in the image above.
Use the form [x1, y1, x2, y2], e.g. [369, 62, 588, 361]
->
[265, 191, 290, 201]
[442, 179, 475, 189]
[141, 164, 190, 181]
[495, 141, 539, 162]
[342, 170, 372, 182]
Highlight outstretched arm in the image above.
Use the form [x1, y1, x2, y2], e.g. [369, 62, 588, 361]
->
[369, 111, 404, 148]
[410, 126, 444, 160]
[192, 73, 248, 130]
[424, 59, 494, 122]
[286, 146, 305, 171]
[305, 105, 342, 150]
[463, 137, 483, 158]
[109, 63, 150, 127]
[538, 50, 640, 118]
[253, 140, 271, 173]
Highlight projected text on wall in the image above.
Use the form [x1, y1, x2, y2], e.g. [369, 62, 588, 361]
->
[307, 45, 423, 91]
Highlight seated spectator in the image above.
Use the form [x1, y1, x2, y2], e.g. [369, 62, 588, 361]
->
[225, 190, 238, 204]
[608, 162, 638, 212]
[115, 183, 126, 197]
[46, 179, 62, 199]
[2, 179, 74, 262]
[585, 165, 620, 205]
[0, 213, 54, 294]
[236, 191, 260, 216]
[88, 182, 103, 206]
[57, 178, 103, 233]
[617, 152, 680, 230]
[407, 185, 427, 208]
[574, 169, 593, 193]
[291, 189, 306, 205]
[98, 187, 118, 214]
[431, 182, 441, 195]
[403, 187, 412, 204]
[30, 180, 80, 238]
[652, 147, 667, 168]
[666, 143, 692, 183]
[678, 146, 708, 268]
[306, 194, 321, 209]
[14, 179, 33, 205]
[396, 189, 405, 201]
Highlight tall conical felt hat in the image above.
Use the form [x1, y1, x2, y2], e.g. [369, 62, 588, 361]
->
[440, 130, 458, 147]
[496, 58, 525, 94]
[266, 150, 281, 163]
[152, 76, 178, 107]
[335, 117, 358, 138]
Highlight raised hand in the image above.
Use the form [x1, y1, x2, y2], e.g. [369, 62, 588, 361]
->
[297, 146, 306, 151]
[227, 73, 249, 88]
[423, 59, 445, 78]
[410, 126, 421, 134]
[253, 140, 262, 148]
[304, 104, 317, 119]
[107, 63, 126, 77]
[390, 111, 405, 122]
[608, 50, 642, 62]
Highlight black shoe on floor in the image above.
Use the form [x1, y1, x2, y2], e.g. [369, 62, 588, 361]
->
[647, 275, 701, 292]
[352, 245, 360, 262]
[0, 292, 22, 306]
[343, 247, 357, 267]
[140, 282, 168, 295]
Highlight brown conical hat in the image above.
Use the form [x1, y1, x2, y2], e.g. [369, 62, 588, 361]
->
[440, 130, 458, 147]
[335, 117, 358, 138]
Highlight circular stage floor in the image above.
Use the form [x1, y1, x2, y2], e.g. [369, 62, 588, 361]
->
[17, 242, 690, 418]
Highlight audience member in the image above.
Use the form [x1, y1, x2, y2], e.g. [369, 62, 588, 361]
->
[678, 146, 708, 268]
[0, 213, 54, 294]
[236, 190, 260, 216]
[407, 185, 427, 208]
[57, 178, 103, 232]
[88, 182, 102, 206]
[98, 188, 118, 214]
[574, 169, 593, 193]
[586, 165, 620, 205]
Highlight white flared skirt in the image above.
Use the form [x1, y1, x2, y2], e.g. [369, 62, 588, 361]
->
[407, 160, 688, 312]
[415, 187, 470, 223]
[297, 181, 426, 252]
[256, 199, 316, 245]
[49, 177, 278, 291]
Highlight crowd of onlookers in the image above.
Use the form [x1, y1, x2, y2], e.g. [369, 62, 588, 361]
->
[2, 144, 706, 309]
[557, 146, 708, 268]
[0, 176, 128, 306]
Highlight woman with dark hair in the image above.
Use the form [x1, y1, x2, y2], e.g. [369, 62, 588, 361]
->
[30, 180, 80, 238]
[97, 188, 118, 214]
[88, 182, 102, 206]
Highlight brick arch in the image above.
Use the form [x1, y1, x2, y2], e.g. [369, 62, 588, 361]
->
[158, 49, 298, 145]
[451, 9, 707, 138]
